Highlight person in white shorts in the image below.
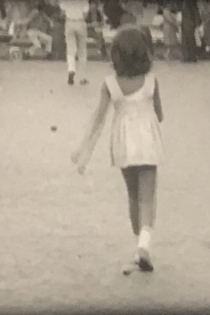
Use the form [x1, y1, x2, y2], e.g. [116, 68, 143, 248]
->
[59, 0, 89, 85]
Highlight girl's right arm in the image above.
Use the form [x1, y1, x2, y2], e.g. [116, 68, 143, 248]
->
[153, 78, 163, 123]
[72, 82, 111, 172]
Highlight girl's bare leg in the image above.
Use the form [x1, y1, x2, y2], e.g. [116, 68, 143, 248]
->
[137, 165, 157, 271]
[138, 165, 157, 228]
[121, 167, 140, 236]
[121, 167, 140, 275]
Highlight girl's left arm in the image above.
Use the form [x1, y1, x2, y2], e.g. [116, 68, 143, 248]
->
[72, 82, 111, 170]
[153, 78, 164, 123]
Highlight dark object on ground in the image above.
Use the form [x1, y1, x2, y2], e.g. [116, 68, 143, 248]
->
[80, 78, 89, 85]
[50, 125, 57, 132]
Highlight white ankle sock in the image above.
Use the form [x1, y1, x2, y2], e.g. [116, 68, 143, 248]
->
[138, 226, 152, 249]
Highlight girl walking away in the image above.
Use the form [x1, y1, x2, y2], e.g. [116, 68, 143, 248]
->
[71, 25, 164, 273]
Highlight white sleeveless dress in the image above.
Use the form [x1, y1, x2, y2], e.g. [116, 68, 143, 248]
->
[105, 72, 164, 168]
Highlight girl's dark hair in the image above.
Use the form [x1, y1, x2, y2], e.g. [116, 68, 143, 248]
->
[111, 25, 152, 78]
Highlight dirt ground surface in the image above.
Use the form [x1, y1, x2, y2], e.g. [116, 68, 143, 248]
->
[0, 60, 210, 313]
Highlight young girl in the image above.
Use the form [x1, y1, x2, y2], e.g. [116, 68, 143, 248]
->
[163, 2, 179, 60]
[71, 25, 164, 273]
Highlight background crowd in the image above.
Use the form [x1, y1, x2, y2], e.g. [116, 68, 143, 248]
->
[0, 0, 210, 62]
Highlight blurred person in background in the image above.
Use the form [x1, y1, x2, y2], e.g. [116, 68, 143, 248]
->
[59, 0, 89, 85]
[123, 0, 144, 26]
[163, 1, 179, 60]
[120, 0, 154, 61]
[0, 0, 7, 30]
[197, 0, 210, 53]
[181, 0, 201, 62]
[17, 0, 53, 59]
[43, 0, 64, 20]
[103, 0, 126, 29]
[86, 0, 107, 58]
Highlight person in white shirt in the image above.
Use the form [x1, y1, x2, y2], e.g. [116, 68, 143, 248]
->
[59, 0, 89, 85]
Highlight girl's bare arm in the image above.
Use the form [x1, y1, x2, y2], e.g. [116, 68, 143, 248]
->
[153, 78, 163, 123]
[73, 82, 111, 168]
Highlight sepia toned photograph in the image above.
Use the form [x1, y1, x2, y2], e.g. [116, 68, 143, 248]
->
[0, 0, 210, 314]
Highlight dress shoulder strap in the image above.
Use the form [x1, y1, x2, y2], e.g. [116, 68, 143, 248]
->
[105, 74, 124, 102]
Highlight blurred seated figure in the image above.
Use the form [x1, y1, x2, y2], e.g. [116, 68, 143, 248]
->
[17, 0, 53, 58]
[86, 0, 107, 57]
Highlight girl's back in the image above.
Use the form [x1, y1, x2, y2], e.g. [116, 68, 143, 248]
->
[116, 74, 145, 96]
[106, 72, 155, 111]
[71, 25, 163, 170]
[105, 71, 163, 168]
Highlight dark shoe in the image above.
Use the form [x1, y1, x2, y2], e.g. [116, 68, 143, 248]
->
[46, 53, 52, 60]
[138, 248, 154, 272]
[68, 72, 75, 85]
[139, 258, 154, 272]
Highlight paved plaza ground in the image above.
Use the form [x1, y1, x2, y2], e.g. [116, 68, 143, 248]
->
[0, 59, 210, 313]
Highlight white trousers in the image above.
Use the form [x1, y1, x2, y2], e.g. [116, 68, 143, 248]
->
[65, 19, 87, 74]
